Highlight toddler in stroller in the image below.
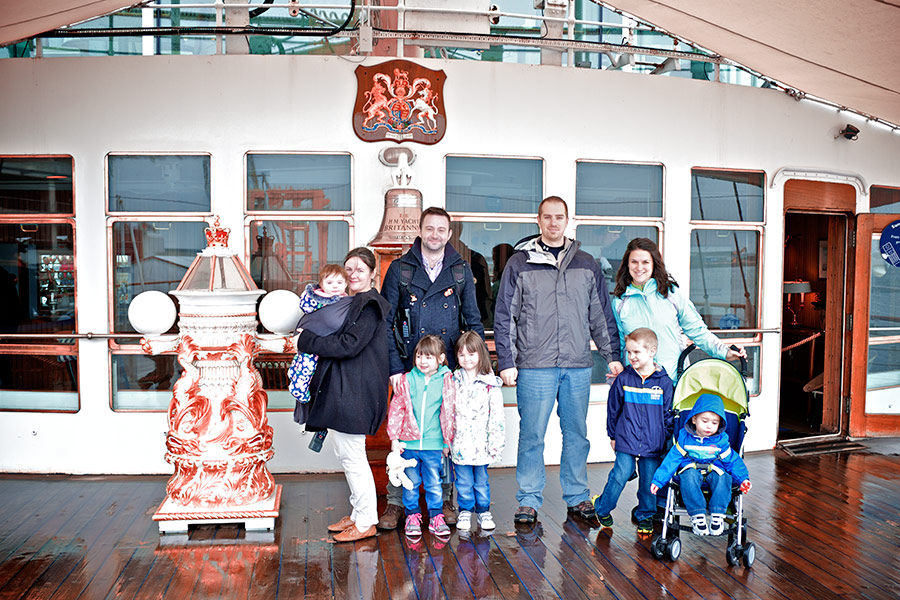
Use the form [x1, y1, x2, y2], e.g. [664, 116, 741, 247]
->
[648, 345, 755, 567]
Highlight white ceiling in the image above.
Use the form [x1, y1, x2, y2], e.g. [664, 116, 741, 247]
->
[0, 1, 138, 47]
[602, 0, 900, 127]
[2, 1, 899, 127]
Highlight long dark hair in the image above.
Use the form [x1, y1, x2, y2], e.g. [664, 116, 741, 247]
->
[344, 247, 376, 271]
[613, 238, 678, 298]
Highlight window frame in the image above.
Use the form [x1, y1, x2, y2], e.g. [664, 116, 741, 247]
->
[243, 151, 355, 216]
[690, 167, 767, 225]
[445, 153, 546, 215]
[687, 223, 765, 397]
[243, 152, 356, 411]
[0, 155, 79, 412]
[105, 152, 213, 216]
[574, 159, 666, 220]
[105, 152, 213, 412]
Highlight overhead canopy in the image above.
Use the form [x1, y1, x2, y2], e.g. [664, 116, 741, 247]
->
[2, 1, 899, 127]
[602, 0, 900, 127]
[0, 1, 138, 48]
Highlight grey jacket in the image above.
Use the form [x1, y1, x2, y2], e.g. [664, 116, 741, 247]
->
[493, 236, 621, 371]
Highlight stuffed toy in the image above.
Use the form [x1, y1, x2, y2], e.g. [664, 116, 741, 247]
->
[386, 444, 418, 490]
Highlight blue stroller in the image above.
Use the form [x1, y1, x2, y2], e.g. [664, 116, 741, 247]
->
[650, 344, 756, 568]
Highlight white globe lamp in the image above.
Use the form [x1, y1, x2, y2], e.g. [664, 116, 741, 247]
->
[128, 290, 177, 335]
[258, 289, 302, 335]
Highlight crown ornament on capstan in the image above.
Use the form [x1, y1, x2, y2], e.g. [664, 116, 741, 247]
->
[205, 216, 230, 248]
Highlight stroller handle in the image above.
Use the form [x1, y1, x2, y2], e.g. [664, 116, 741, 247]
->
[676, 343, 748, 379]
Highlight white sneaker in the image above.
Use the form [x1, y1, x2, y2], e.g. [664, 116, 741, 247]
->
[691, 514, 709, 536]
[456, 510, 472, 531]
[477, 511, 496, 530]
[709, 513, 726, 536]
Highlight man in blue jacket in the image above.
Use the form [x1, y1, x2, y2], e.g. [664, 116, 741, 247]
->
[494, 196, 623, 524]
[378, 206, 485, 529]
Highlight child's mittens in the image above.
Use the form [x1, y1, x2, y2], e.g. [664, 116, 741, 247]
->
[739, 480, 752, 494]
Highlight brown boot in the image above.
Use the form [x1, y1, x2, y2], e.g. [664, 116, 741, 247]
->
[377, 503, 404, 530]
[442, 500, 457, 526]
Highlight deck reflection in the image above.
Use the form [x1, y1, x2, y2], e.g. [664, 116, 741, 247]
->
[1, 439, 899, 599]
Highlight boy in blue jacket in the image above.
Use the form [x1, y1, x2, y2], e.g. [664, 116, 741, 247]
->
[592, 327, 673, 535]
[650, 393, 752, 536]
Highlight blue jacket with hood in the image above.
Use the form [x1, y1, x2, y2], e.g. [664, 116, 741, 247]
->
[651, 393, 750, 489]
[606, 364, 673, 458]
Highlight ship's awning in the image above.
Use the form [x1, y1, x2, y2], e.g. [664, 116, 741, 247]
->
[601, 0, 900, 127]
[3, 1, 899, 127]
[0, 1, 138, 47]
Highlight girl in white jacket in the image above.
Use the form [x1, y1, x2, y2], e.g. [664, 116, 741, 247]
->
[451, 331, 506, 531]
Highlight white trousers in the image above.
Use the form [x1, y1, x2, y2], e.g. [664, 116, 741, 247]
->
[330, 430, 378, 530]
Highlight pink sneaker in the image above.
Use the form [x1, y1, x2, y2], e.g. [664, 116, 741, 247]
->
[429, 513, 450, 536]
[405, 512, 423, 536]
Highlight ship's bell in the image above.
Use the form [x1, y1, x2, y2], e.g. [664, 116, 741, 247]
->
[370, 188, 422, 247]
[370, 147, 422, 247]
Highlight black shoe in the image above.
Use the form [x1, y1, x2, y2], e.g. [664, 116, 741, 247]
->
[514, 506, 537, 524]
[567, 500, 596, 520]
[636, 518, 654, 535]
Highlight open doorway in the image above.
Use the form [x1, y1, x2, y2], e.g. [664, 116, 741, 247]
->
[779, 211, 847, 440]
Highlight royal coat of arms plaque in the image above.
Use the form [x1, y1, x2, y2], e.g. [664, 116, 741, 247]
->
[353, 60, 447, 144]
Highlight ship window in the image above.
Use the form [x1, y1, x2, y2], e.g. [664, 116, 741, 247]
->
[575, 162, 663, 218]
[107, 155, 211, 412]
[688, 227, 761, 395]
[576, 224, 660, 289]
[691, 169, 764, 222]
[0, 156, 78, 412]
[246, 154, 351, 212]
[0, 156, 74, 215]
[112, 353, 182, 411]
[867, 236, 900, 394]
[689, 228, 760, 331]
[247, 219, 350, 295]
[245, 154, 353, 409]
[108, 155, 211, 212]
[871, 186, 900, 214]
[446, 156, 543, 214]
[447, 220, 538, 331]
[110, 220, 208, 342]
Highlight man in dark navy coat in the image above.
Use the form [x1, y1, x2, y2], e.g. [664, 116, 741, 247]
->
[378, 206, 485, 529]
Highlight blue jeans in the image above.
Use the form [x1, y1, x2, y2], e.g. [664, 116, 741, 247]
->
[401, 449, 444, 518]
[455, 464, 490, 513]
[679, 468, 732, 516]
[515, 367, 592, 509]
[595, 451, 661, 521]
[386, 454, 452, 506]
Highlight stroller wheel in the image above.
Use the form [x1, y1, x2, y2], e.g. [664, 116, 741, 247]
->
[666, 537, 682, 562]
[726, 541, 739, 566]
[650, 534, 666, 560]
[742, 542, 756, 568]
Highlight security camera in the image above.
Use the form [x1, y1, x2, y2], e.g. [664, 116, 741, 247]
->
[835, 124, 859, 141]
[489, 4, 500, 25]
[288, 1, 300, 17]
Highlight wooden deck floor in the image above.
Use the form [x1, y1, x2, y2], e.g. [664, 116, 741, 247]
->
[1, 439, 899, 599]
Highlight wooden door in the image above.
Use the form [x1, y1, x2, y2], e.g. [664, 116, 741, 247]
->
[848, 214, 900, 436]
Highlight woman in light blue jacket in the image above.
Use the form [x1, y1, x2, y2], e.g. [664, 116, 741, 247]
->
[612, 238, 745, 380]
